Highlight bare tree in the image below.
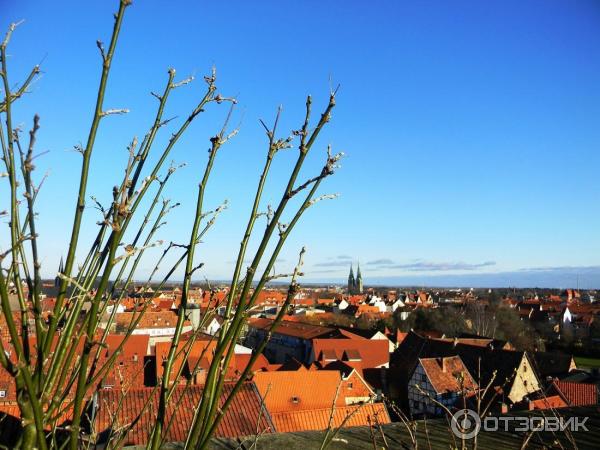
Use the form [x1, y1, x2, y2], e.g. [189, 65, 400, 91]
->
[0, 1, 341, 448]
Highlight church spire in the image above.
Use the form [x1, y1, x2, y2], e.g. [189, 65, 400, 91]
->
[347, 264, 356, 294]
[356, 262, 363, 294]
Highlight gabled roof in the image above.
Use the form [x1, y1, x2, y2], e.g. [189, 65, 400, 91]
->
[277, 357, 308, 371]
[234, 352, 270, 375]
[321, 360, 360, 377]
[95, 382, 274, 445]
[417, 356, 478, 395]
[154, 335, 237, 383]
[313, 338, 389, 369]
[392, 331, 533, 395]
[532, 352, 575, 378]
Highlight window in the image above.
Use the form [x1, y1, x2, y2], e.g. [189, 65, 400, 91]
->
[523, 380, 528, 387]
[347, 382, 353, 389]
[0, 390, 5, 398]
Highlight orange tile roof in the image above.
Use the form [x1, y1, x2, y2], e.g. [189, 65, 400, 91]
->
[317, 298, 335, 305]
[114, 311, 190, 330]
[104, 334, 150, 358]
[253, 370, 344, 412]
[95, 382, 274, 445]
[271, 403, 390, 432]
[346, 295, 366, 305]
[154, 336, 238, 385]
[312, 338, 389, 369]
[234, 352, 270, 375]
[418, 356, 478, 395]
[530, 395, 568, 410]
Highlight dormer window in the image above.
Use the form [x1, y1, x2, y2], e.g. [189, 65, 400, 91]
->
[291, 396, 300, 404]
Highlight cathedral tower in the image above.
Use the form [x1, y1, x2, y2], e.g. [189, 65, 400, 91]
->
[347, 264, 356, 294]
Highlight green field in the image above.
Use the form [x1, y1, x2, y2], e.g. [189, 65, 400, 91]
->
[575, 356, 600, 369]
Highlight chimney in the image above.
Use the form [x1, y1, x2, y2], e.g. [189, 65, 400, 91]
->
[437, 357, 446, 372]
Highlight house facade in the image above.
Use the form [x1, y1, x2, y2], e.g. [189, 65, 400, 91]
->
[408, 356, 477, 416]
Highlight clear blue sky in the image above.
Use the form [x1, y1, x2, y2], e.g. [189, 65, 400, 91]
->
[3, 0, 600, 287]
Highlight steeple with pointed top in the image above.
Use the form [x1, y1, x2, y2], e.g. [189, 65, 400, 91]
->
[356, 262, 363, 294]
[348, 264, 356, 294]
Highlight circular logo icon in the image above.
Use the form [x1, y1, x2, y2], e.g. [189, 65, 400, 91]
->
[451, 409, 481, 440]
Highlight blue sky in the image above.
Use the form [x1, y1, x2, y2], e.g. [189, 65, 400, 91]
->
[2, 0, 600, 287]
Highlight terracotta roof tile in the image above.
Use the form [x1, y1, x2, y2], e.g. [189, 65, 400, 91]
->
[253, 370, 344, 412]
[530, 395, 568, 410]
[418, 356, 478, 395]
[271, 403, 390, 432]
[247, 318, 336, 340]
[552, 380, 598, 406]
[96, 382, 273, 445]
[312, 338, 389, 369]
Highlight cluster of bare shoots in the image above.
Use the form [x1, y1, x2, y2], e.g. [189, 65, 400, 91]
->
[0, 0, 343, 448]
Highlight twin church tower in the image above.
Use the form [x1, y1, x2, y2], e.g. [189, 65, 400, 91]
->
[347, 263, 364, 294]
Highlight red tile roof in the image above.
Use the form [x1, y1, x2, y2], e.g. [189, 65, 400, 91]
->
[247, 318, 336, 340]
[418, 356, 478, 395]
[95, 382, 274, 445]
[552, 380, 598, 406]
[312, 338, 389, 369]
[530, 395, 568, 410]
[104, 334, 150, 358]
[234, 352, 270, 375]
[154, 336, 238, 384]
[271, 403, 390, 432]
